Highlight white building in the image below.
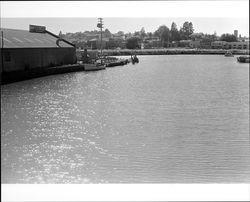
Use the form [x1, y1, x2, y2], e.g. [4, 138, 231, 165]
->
[211, 41, 249, 49]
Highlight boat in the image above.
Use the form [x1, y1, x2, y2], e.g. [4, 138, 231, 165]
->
[237, 56, 250, 63]
[105, 59, 129, 67]
[79, 18, 106, 71]
[131, 55, 139, 64]
[83, 62, 105, 71]
[224, 51, 234, 57]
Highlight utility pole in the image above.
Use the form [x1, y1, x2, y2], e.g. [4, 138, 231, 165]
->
[1, 31, 4, 73]
[97, 18, 104, 58]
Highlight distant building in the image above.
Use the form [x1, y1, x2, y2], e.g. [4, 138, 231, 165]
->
[179, 40, 192, 48]
[200, 39, 213, 49]
[176, 39, 211, 49]
[211, 40, 249, 49]
[87, 38, 109, 49]
[112, 33, 125, 40]
[234, 30, 238, 39]
[85, 34, 99, 41]
[0, 25, 76, 74]
[238, 36, 249, 42]
[211, 41, 227, 49]
[147, 39, 162, 48]
[74, 40, 87, 50]
[189, 40, 201, 48]
[225, 41, 249, 49]
[107, 38, 126, 49]
[170, 41, 179, 48]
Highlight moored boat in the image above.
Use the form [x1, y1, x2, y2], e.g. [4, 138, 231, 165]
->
[83, 63, 106, 71]
[224, 51, 234, 57]
[105, 59, 129, 67]
[237, 56, 250, 63]
[131, 55, 139, 64]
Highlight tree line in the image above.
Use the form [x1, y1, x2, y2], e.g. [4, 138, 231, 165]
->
[126, 21, 238, 49]
[62, 21, 238, 50]
[126, 21, 194, 49]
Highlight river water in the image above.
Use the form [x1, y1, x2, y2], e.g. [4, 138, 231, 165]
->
[1, 55, 249, 183]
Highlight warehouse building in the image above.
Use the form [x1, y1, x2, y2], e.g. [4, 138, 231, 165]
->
[1, 25, 76, 74]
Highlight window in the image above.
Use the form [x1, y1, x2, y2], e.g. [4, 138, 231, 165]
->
[5, 52, 11, 62]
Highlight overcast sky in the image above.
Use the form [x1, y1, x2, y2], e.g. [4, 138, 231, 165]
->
[1, 1, 249, 36]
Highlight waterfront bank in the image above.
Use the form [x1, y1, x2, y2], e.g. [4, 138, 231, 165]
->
[78, 48, 249, 57]
[2, 48, 249, 84]
[1, 64, 84, 85]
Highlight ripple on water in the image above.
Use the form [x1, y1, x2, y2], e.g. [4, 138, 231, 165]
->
[1, 55, 249, 183]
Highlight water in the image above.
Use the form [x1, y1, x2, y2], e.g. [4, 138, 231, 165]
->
[1, 55, 249, 183]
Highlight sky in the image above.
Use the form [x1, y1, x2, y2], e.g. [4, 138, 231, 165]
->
[1, 1, 249, 37]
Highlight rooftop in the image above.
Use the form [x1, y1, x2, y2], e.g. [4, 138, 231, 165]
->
[0, 28, 74, 48]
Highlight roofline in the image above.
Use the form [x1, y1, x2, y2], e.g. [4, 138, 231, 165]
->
[45, 30, 76, 48]
[1, 27, 76, 48]
[2, 47, 75, 49]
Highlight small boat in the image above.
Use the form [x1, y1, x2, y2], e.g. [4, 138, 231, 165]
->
[237, 56, 250, 63]
[131, 55, 139, 64]
[105, 59, 129, 67]
[83, 63, 106, 71]
[224, 51, 234, 57]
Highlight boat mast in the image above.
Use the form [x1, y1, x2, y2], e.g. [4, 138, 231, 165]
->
[97, 18, 104, 58]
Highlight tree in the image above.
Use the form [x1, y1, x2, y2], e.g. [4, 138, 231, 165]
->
[117, 31, 124, 36]
[170, 22, 180, 41]
[134, 31, 140, 37]
[220, 33, 237, 42]
[190, 32, 204, 41]
[59, 31, 62, 37]
[126, 37, 140, 49]
[154, 25, 170, 47]
[140, 27, 146, 39]
[125, 32, 132, 39]
[104, 29, 112, 38]
[180, 21, 194, 40]
[147, 32, 153, 39]
[203, 33, 217, 41]
[107, 38, 119, 49]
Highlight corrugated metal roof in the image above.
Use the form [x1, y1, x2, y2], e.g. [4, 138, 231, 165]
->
[0, 28, 74, 48]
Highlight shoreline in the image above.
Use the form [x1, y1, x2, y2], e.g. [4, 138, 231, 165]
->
[2, 50, 248, 85]
[78, 48, 249, 57]
[1, 64, 84, 85]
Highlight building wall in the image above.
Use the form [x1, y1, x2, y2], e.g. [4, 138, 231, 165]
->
[1, 47, 76, 72]
[87, 40, 107, 50]
[234, 30, 238, 39]
[200, 40, 212, 49]
[149, 40, 162, 48]
[211, 41, 249, 49]
[211, 41, 227, 49]
[190, 40, 201, 48]
[224, 41, 249, 49]
[179, 40, 192, 47]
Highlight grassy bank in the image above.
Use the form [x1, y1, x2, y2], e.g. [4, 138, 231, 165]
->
[77, 48, 249, 58]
